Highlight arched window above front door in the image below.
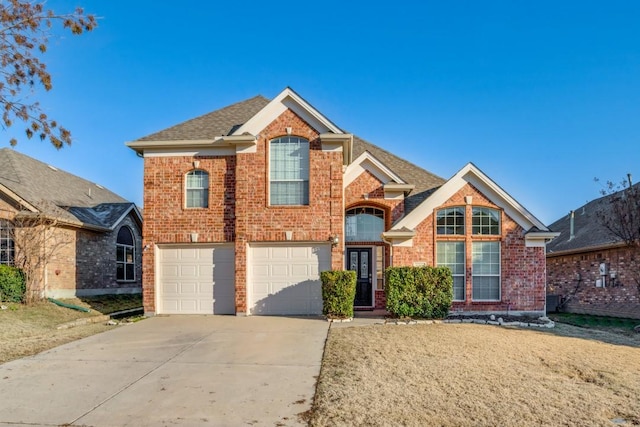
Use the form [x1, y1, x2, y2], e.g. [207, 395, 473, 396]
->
[345, 207, 384, 242]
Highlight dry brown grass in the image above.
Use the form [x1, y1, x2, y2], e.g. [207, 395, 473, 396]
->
[0, 295, 142, 364]
[310, 323, 640, 427]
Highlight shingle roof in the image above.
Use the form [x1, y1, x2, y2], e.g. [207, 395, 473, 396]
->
[0, 148, 135, 229]
[136, 95, 270, 141]
[136, 94, 446, 216]
[352, 136, 445, 214]
[546, 189, 632, 255]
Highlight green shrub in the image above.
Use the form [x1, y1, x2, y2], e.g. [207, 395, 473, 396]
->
[321, 270, 356, 318]
[0, 265, 26, 303]
[385, 266, 453, 319]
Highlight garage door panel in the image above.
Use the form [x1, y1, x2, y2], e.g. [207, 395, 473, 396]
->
[291, 264, 310, 276]
[249, 244, 331, 316]
[158, 245, 235, 315]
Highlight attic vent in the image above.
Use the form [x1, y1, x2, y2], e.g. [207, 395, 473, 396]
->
[96, 184, 104, 189]
[47, 165, 58, 171]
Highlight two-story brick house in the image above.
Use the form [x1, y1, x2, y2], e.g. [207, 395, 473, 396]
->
[127, 87, 556, 316]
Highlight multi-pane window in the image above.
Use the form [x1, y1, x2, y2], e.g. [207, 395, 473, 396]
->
[345, 207, 384, 242]
[116, 227, 135, 281]
[186, 170, 209, 208]
[472, 241, 500, 300]
[436, 206, 502, 302]
[270, 136, 309, 205]
[0, 219, 14, 266]
[436, 207, 464, 235]
[436, 241, 465, 301]
[472, 207, 500, 235]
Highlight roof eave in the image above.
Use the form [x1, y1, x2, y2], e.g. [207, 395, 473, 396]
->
[546, 241, 628, 257]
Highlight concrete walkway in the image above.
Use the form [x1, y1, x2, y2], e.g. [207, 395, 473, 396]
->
[0, 315, 329, 426]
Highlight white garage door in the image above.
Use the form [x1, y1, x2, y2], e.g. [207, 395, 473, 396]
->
[249, 243, 331, 315]
[158, 245, 235, 314]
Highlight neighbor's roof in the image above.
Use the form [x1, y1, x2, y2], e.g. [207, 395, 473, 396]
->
[545, 188, 634, 255]
[135, 95, 445, 215]
[0, 148, 138, 230]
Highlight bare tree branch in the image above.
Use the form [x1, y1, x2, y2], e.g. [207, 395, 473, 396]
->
[0, 1, 96, 148]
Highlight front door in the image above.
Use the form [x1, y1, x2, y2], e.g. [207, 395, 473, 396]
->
[347, 248, 373, 307]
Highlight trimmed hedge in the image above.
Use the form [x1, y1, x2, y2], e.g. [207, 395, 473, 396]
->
[385, 266, 453, 319]
[0, 265, 26, 303]
[321, 270, 357, 318]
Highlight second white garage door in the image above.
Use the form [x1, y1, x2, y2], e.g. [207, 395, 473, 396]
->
[157, 245, 235, 315]
[248, 243, 331, 315]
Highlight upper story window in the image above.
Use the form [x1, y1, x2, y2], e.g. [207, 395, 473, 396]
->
[345, 207, 384, 242]
[472, 207, 500, 235]
[270, 136, 309, 206]
[436, 207, 464, 235]
[116, 226, 135, 282]
[186, 170, 209, 208]
[0, 219, 14, 266]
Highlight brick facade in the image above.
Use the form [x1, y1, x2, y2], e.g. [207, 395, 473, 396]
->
[392, 184, 546, 314]
[141, 109, 344, 314]
[547, 246, 640, 319]
[136, 95, 549, 316]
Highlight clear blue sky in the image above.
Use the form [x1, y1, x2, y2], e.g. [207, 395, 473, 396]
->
[5, 0, 640, 226]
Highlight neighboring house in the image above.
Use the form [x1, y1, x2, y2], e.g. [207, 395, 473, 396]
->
[0, 148, 142, 299]
[127, 87, 556, 316]
[546, 190, 640, 319]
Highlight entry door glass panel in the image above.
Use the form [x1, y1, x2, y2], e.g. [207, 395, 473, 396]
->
[347, 248, 373, 306]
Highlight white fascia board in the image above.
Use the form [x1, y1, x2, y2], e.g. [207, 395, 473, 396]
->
[524, 231, 561, 248]
[109, 204, 144, 231]
[319, 133, 353, 165]
[344, 151, 407, 187]
[0, 183, 38, 212]
[126, 139, 216, 154]
[233, 88, 343, 136]
[126, 137, 256, 156]
[395, 163, 549, 232]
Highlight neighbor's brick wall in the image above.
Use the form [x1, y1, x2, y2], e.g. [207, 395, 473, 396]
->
[393, 183, 546, 313]
[141, 155, 236, 312]
[44, 226, 76, 296]
[234, 109, 344, 313]
[547, 246, 640, 319]
[43, 215, 142, 297]
[74, 215, 142, 294]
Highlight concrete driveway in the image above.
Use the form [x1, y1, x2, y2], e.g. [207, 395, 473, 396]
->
[0, 315, 329, 426]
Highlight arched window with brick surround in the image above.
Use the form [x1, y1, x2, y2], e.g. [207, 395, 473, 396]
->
[345, 207, 385, 242]
[116, 226, 135, 281]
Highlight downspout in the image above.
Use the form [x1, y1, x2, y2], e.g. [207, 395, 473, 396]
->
[381, 235, 393, 267]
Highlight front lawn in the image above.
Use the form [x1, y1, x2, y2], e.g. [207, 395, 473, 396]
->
[0, 294, 142, 364]
[309, 323, 640, 427]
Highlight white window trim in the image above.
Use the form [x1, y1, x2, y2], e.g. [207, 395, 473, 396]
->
[269, 136, 310, 206]
[436, 241, 466, 302]
[471, 240, 501, 302]
[116, 226, 136, 282]
[185, 170, 209, 209]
